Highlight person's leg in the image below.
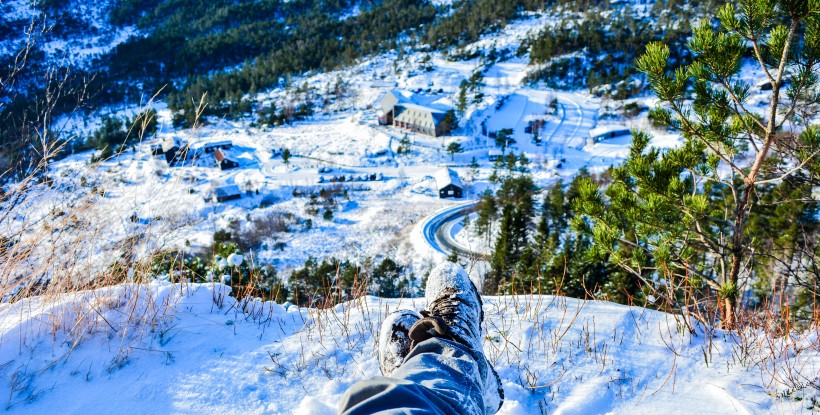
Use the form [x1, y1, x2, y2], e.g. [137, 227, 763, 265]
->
[338, 262, 503, 415]
[339, 337, 486, 415]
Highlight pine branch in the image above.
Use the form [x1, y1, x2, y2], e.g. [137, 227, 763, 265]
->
[754, 148, 820, 185]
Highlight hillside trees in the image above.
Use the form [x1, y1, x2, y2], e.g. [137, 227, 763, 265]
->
[478, 164, 636, 301]
[288, 256, 415, 306]
[483, 155, 537, 291]
[81, 109, 158, 157]
[575, 0, 820, 329]
[162, 0, 436, 123]
[425, 0, 545, 48]
[523, 6, 696, 95]
[446, 141, 463, 160]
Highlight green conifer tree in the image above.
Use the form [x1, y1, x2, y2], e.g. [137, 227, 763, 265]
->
[575, 1, 820, 329]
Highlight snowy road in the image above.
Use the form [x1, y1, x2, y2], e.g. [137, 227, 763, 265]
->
[545, 94, 597, 151]
[421, 201, 484, 257]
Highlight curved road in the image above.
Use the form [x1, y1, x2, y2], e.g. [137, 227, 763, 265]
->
[422, 201, 488, 258]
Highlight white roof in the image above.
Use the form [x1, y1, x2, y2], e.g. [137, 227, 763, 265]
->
[388, 89, 451, 113]
[589, 125, 631, 138]
[399, 102, 446, 114]
[214, 185, 241, 197]
[488, 149, 503, 156]
[434, 168, 462, 190]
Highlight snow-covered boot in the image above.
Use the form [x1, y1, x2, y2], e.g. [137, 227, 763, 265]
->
[378, 309, 422, 376]
[408, 262, 504, 414]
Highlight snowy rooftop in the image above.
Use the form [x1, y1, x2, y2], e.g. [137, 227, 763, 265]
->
[161, 137, 187, 151]
[589, 125, 631, 138]
[388, 89, 451, 113]
[213, 149, 236, 163]
[434, 168, 463, 189]
[214, 184, 241, 198]
[194, 140, 233, 149]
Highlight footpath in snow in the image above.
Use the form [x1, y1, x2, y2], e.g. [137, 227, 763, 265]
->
[0, 282, 817, 414]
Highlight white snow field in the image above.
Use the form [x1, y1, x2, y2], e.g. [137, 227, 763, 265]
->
[0, 283, 816, 414]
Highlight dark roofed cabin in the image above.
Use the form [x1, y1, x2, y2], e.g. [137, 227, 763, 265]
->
[213, 185, 242, 203]
[434, 168, 463, 199]
[162, 137, 189, 166]
[214, 149, 239, 170]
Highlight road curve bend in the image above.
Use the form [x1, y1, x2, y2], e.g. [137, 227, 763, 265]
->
[421, 201, 489, 258]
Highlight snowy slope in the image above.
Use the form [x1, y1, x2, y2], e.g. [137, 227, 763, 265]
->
[0, 0, 133, 66]
[0, 283, 816, 414]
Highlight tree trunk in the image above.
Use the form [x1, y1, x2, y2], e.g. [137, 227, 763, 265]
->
[725, 185, 754, 330]
[723, 296, 736, 330]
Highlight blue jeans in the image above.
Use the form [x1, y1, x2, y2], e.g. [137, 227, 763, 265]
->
[339, 338, 485, 415]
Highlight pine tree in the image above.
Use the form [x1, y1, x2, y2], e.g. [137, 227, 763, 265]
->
[490, 206, 516, 293]
[456, 80, 469, 115]
[446, 142, 463, 160]
[575, 1, 820, 329]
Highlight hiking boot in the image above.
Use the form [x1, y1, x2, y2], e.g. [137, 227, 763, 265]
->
[378, 309, 422, 376]
[408, 262, 504, 414]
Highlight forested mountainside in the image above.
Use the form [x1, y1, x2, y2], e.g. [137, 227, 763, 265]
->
[1, 0, 715, 175]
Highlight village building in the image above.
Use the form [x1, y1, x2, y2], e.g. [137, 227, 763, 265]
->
[434, 168, 463, 199]
[214, 149, 239, 170]
[200, 140, 233, 153]
[378, 90, 453, 137]
[587, 126, 631, 146]
[524, 117, 546, 134]
[488, 149, 503, 162]
[162, 137, 189, 165]
[213, 185, 242, 203]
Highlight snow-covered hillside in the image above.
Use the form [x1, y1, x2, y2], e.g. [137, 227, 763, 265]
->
[0, 283, 816, 414]
[0, 0, 132, 66]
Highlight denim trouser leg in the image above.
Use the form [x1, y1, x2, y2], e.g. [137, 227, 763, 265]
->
[338, 338, 485, 415]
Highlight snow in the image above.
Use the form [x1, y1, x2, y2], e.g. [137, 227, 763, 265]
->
[4, 5, 816, 412]
[0, 282, 816, 414]
[227, 253, 244, 267]
[0, 0, 135, 68]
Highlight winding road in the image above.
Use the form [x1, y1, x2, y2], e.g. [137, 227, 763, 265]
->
[421, 201, 486, 257]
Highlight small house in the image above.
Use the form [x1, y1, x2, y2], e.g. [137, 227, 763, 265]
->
[587, 126, 631, 146]
[524, 119, 545, 134]
[162, 137, 189, 165]
[214, 149, 239, 170]
[434, 168, 463, 199]
[150, 144, 164, 156]
[213, 185, 242, 203]
[488, 149, 503, 162]
[201, 140, 233, 154]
